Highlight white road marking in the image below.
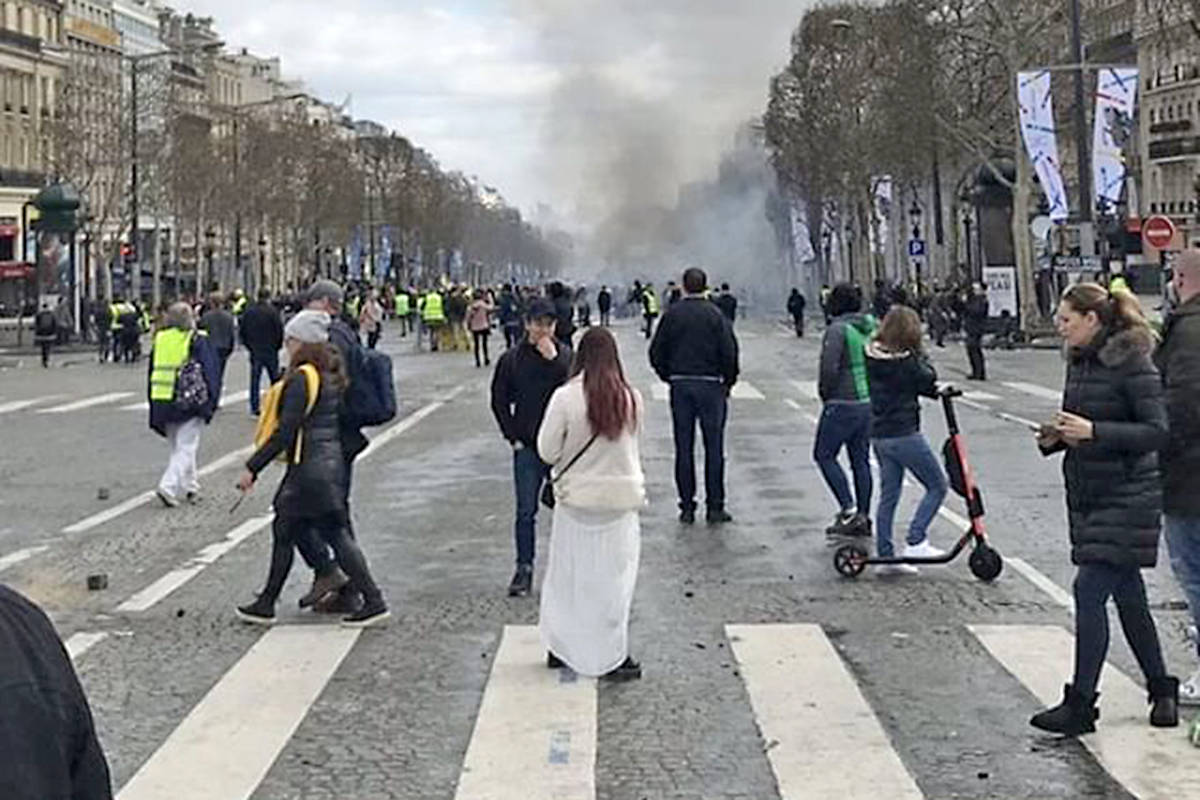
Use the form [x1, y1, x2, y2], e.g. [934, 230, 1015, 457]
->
[0, 545, 50, 573]
[454, 625, 597, 800]
[970, 624, 1199, 799]
[727, 624, 924, 799]
[116, 516, 274, 612]
[651, 384, 668, 401]
[650, 382, 761, 401]
[0, 394, 64, 414]
[1003, 381, 1061, 403]
[360, 384, 466, 460]
[65, 631, 109, 661]
[790, 379, 820, 401]
[116, 626, 360, 800]
[123, 388, 254, 412]
[1006, 558, 1073, 610]
[37, 392, 135, 414]
[962, 390, 1001, 402]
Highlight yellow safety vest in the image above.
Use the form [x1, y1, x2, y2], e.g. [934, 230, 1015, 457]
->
[396, 293, 410, 316]
[422, 292, 445, 323]
[232, 296, 247, 315]
[149, 329, 193, 402]
[347, 296, 361, 319]
[645, 290, 660, 315]
[1110, 275, 1130, 295]
[110, 304, 124, 331]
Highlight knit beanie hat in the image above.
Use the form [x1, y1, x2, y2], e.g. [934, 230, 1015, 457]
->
[284, 310, 331, 344]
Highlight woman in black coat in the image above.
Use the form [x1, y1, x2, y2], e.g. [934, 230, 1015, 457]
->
[234, 310, 389, 628]
[1031, 283, 1177, 735]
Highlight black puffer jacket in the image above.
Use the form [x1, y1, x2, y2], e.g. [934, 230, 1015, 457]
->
[865, 341, 938, 439]
[1154, 295, 1200, 515]
[246, 364, 346, 518]
[1044, 326, 1167, 568]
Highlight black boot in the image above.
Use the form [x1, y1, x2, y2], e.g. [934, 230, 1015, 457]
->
[1030, 684, 1099, 736]
[507, 564, 533, 597]
[1149, 676, 1180, 728]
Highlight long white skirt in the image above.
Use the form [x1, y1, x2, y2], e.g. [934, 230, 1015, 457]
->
[539, 504, 641, 677]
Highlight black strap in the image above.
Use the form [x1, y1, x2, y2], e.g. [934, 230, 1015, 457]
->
[551, 433, 599, 484]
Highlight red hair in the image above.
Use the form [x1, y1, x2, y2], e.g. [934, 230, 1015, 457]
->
[571, 327, 636, 439]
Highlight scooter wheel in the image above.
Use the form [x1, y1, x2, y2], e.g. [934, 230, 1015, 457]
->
[969, 545, 1003, 582]
[834, 544, 869, 579]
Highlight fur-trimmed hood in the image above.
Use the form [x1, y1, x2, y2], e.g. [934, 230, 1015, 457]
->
[1069, 325, 1156, 368]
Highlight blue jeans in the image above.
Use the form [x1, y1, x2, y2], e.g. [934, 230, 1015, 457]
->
[873, 433, 948, 558]
[813, 402, 872, 515]
[249, 350, 281, 414]
[669, 380, 728, 511]
[513, 446, 548, 566]
[1166, 515, 1200, 657]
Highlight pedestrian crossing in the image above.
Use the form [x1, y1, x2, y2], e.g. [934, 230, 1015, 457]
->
[649, 381, 766, 401]
[78, 621, 1197, 800]
[0, 389, 256, 416]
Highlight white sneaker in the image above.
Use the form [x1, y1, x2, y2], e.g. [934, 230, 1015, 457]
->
[1181, 668, 1200, 707]
[876, 563, 919, 576]
[903, 540, 946, 559]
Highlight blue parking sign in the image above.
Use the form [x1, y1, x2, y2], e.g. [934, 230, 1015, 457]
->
[908, 239, 927, 258]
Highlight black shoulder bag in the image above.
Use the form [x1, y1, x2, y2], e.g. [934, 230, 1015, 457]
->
[540, 434, 599, 509]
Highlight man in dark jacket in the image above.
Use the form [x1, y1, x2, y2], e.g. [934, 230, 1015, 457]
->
[786, 288, 806, 337]
[34, 302, 58, 368]
[1156, 249, 1200, 705]
[650, 267, 739, 525]
[198, 292, 236, 403]
[715, 283, 738, 325]
[815, 283, 877, 539]
[490, 298, 571, 596]
[597, 285, 612, 326]
[0, 585, 112, 799]
[239, 290, 284, 416]
[963, 283, 989, 380]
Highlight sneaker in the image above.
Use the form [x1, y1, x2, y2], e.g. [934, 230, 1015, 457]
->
[825, 511, 856, 537]
[341, 599, 391, 628]
[235, 597, 276, 626]
[903, 540, 946, 559]
[507, 564, 533, 597]
[706, 509, 733, 525]
[679, 507, 696, 525]
[298, 568, 350, 609]
[313, 586, 364, 615]
[155, 488, 180, 508]
[603, 656, 643, 682]
[1180, 668, 1200, 707]
[848, 513, 873, 537]
[876, 563, 920, 576]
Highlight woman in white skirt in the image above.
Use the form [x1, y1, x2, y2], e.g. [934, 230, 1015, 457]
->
[537, 326, 645, 680]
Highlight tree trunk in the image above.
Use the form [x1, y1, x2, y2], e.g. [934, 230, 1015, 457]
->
[152, 216, 162, 310]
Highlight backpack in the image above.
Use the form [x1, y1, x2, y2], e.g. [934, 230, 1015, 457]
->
[345, 347, 397, 427]
[253, 364, 320, 463]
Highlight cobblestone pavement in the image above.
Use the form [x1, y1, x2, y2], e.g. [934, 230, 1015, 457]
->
[2, 316, 1196, 799]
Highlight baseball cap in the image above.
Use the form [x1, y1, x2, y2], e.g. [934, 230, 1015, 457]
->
[526, 298, 556, 321]
[306, 279, 344, 307]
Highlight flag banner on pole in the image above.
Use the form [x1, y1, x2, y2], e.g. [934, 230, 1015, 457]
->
[1017, 71, 1070, 222]
[1092, 67, 1138, 212]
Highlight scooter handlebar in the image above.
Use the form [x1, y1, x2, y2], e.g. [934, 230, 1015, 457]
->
[939, 386, 964, 399]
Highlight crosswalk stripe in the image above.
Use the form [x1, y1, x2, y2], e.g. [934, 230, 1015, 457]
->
[969, 624, 1200, 799]
[116, 626, 360, 800]
[790, 379, 819, 401]
[37, 392, 134, 414]
[454, 625, 596, 800]
[962, 390, 1001, 402]
[0, 394, 63, 414]
[65, 631, 109, 661]
[727, 624, 924, 799]
[650, 381, 764, 401]
[1002, 382, 1061, 402]
[0, 545, 50, 573]
[123, 388, 254, 412]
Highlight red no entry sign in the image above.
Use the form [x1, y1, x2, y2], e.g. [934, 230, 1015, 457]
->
[1143, 215, 1177, 249]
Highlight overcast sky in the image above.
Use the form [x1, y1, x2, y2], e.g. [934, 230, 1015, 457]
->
[179, 0, 809, 227]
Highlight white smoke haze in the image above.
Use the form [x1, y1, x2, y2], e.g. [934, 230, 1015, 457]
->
[512, 0, 815, 303]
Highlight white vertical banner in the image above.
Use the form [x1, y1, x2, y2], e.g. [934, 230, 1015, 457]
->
[1092, 67, 1138, 211]
[982, 266, 1017, 317]
[1017, 71, 1070, 222]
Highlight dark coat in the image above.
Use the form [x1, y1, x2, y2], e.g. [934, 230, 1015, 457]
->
[238, 302, 283, 358]
[1043, 326, 1167, 568]
[198, 308, 236, 354]
[1155, 295, 1200, 516]
[787, 291, 806, 317]
[963, 294, 989, 337]
[490, 339, 571, 447]
[148, 332, 221, 436]
[597, 290, 612, 312]
[246, 365, 346, 518]
[649, 296, 739, 387]
[329, 317, 369, 459]
[865, 341, 938, 439]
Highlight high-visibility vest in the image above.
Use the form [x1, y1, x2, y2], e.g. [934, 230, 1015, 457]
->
[149, 329, 193, 402]
[346, 296, 361, 319]
[110, 304, 124, 330]
[644, 290, 660, 315]
[232, 296, 247, 315]
[1110, 275, 1130, 295]
[396, 293, 410, 316]
[422, 292, 445, 323]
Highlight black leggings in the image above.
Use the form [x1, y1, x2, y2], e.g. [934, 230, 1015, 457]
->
[1072, 562, 1167, 696]
[261, 510, 382, 605]
[473, 330, 490, 366]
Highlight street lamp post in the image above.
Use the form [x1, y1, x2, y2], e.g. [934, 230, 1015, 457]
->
[204, 226, 216, 295]
[258, 235, 268, 294]
[963, 213, 974, 279]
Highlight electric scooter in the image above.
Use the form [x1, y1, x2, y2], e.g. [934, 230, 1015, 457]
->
[833, 387, 1004, 582]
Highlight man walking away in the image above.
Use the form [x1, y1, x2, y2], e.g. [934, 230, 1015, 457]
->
[0, 585, 113, 800]
[395, 288, 411, 337]
[490, 298, 571, 597]
[598, 285, 613, 326]
[964, 282, 989, 380]
[239, 290, 284, 416]
[359, 289, 385, 350]
[641, 283, 660, 340]
[1156, 248, 1200, 707]
[787, 288, 806, 337]
[650, 267, 739, 525]
[421, 288, 445, 352]
[715, 283, 738, 325]
[95, 301, 111, 363]
[199, 292, 236, 403]
[815, 283, 877, 540]
[34, 303, 57, 368]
